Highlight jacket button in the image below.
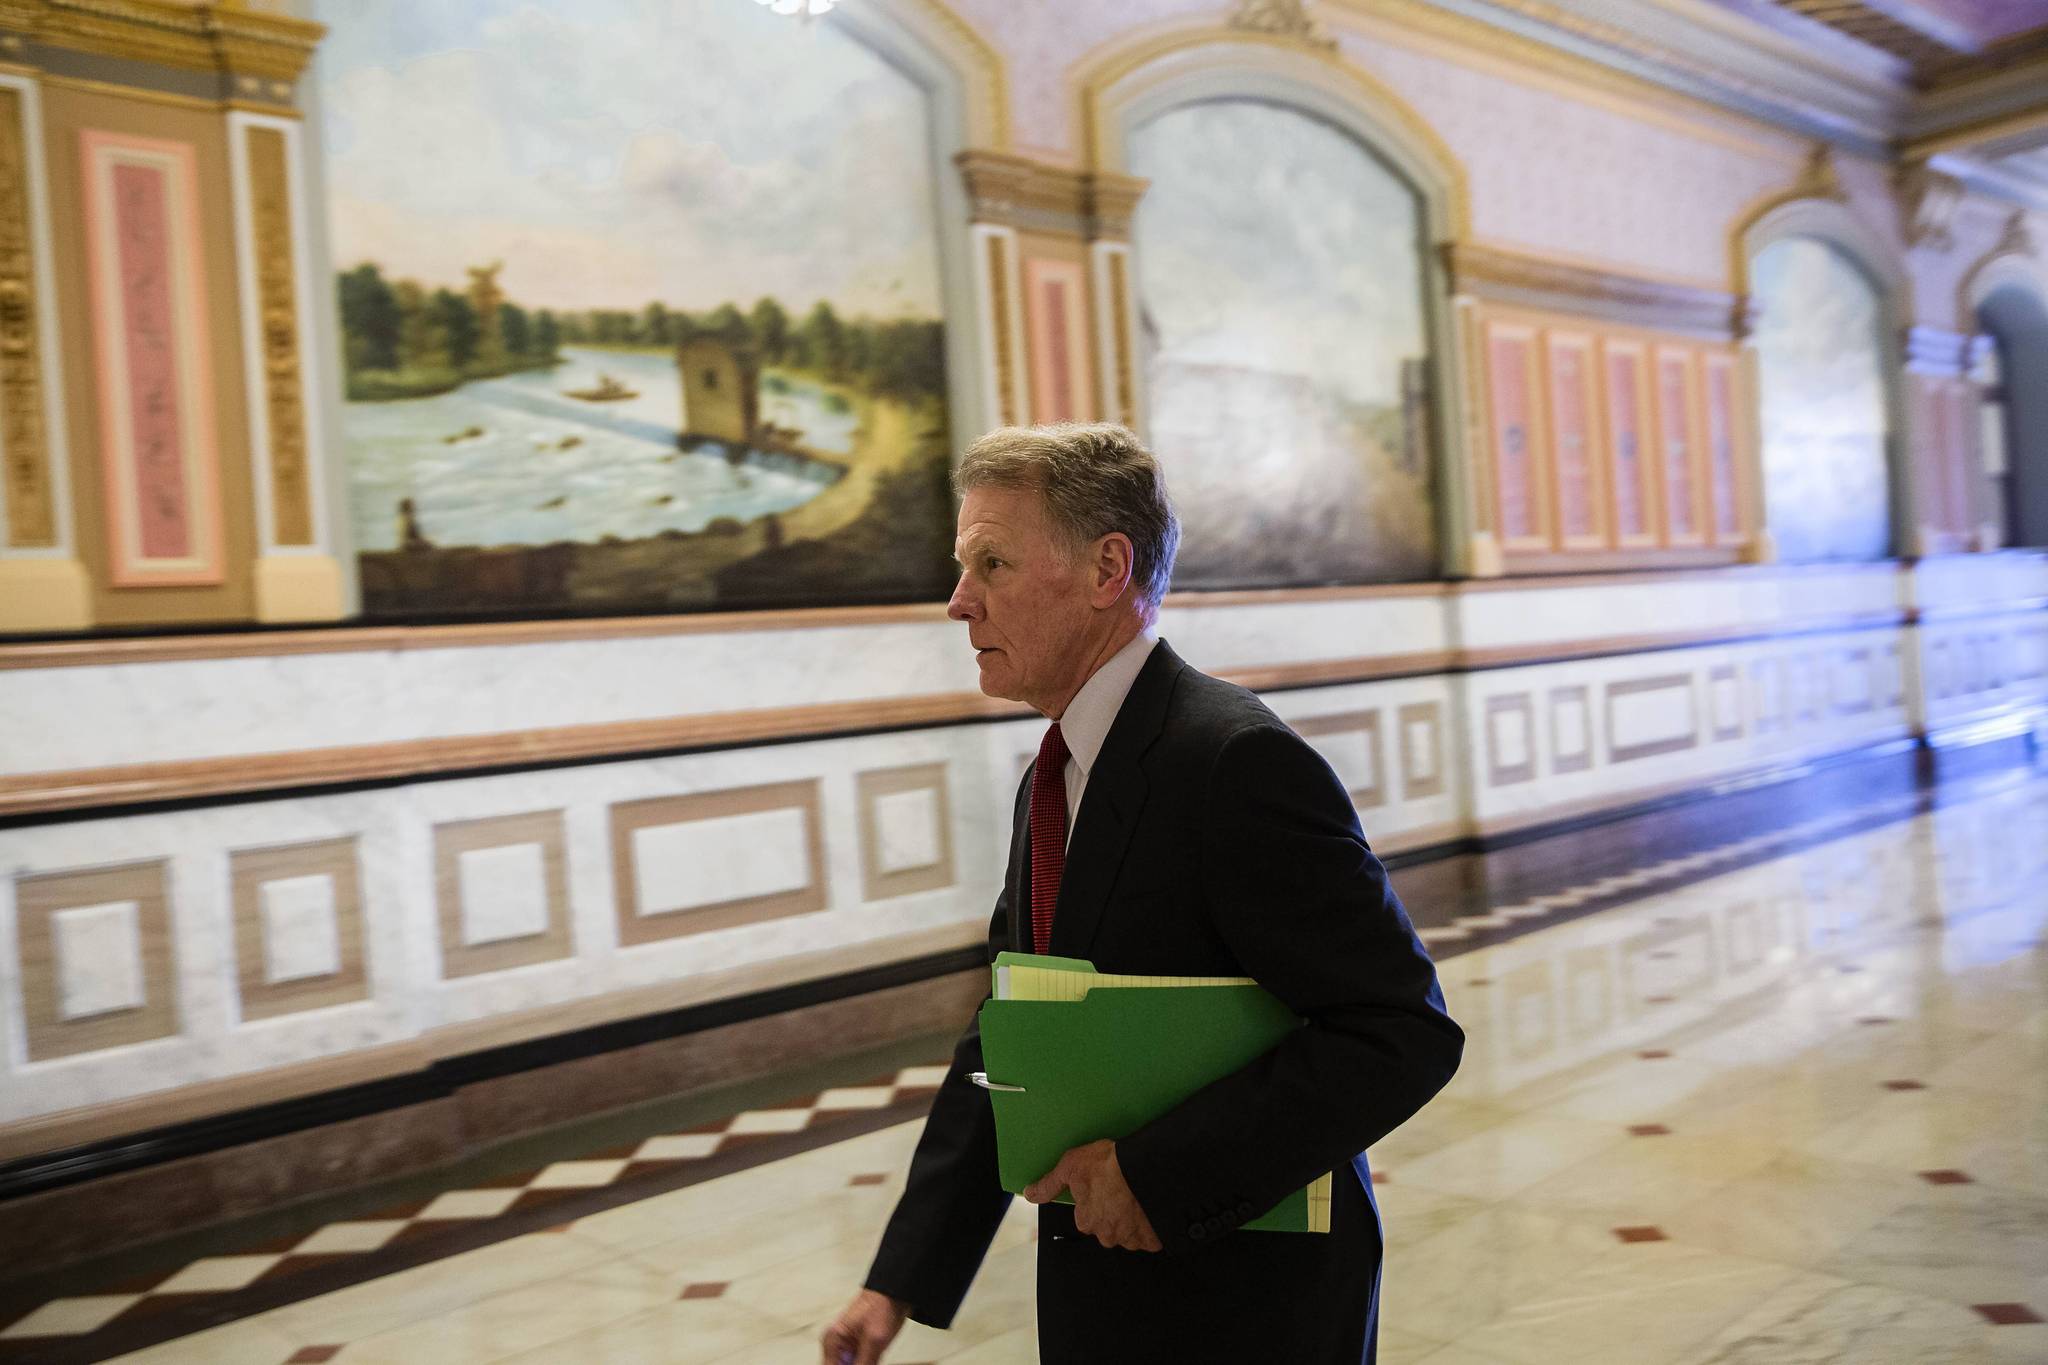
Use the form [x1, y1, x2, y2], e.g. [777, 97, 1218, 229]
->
[1206, 1214, 1227, 1235]
[1236, 1201, 1256, 1220]
[1187, 1223, 1207, 1241]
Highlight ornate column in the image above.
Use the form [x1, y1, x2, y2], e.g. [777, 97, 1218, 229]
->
[955, 150, 1150, 435]
[0, 62, 87, 630]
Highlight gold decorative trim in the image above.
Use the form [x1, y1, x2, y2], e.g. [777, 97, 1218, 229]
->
[0, 83, 52, 548]
[1447, 242, 1744, 342]
[1088, 170, 1147, 241]
[1228, 0, 1336, 51]
[1106, 247, 1134, 422]
[895, 0, 1008, 150]
[244, 122, 309, 546]
[985, 230, 1017, 426]
[1892, 158, 1964, 252]
[6, 0, 323, 84]
[955, 149, 1087, 230]
[1727, 143, 1851, 295]
[1074, 23, 1472, 242]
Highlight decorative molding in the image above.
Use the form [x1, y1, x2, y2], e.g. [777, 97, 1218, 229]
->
[1295, 710, 1388, 809]
[432, 810, 573, 979]
[1087, 170, 1147, 242]
[229, 836, 367, 1022]
[1023, 254, 1090, 424]
[955, 149, 1087, 234]
[15, 858, 176, 1062]
[1090, 241, 1138, 428]
[1892, 157, 1965, 250]
[79, 128, 223, 587]
[1606, 673, 1700, 763]
[856, 762, 956, 902]
[971, 224, 1027, 428]
[1903, 324, 1974, 374]
[1227, 0, 1337, 52]
[0, 0, 323, 86]
[0, 81, 49, 549]
[1445, 242, 1743, 340]
[1548, 684, 1592, 775]
[231, 116, 312, 548]
[609, 780, 827, 945]
[1397, 700, 1446, 801]
[1484, 692, 1537, 787]
[1957, 209, 2044, 322]
[0, 607, 1938, 822]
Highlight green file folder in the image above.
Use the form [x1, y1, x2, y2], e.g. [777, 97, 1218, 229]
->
[973, 953, 1332, 1234]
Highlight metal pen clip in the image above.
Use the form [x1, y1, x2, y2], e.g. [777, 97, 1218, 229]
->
[968, 1071, 1027, 1093]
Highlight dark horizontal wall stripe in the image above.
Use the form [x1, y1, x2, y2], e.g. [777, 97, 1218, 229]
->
[0, 945, 985, 1205]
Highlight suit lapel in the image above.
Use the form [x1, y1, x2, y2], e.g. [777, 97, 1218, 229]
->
[1048, 640, 1184, 961]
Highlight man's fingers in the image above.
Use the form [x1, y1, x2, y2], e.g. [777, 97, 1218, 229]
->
[1023, 1153, 1073, 1204]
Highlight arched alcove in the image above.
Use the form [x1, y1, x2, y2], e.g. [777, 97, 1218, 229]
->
[1739, 195, 1910, 562]
[1976, 283, 2048, 547]
[1082, 34, 1469, 587]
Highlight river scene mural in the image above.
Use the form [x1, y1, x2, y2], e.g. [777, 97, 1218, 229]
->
[322, 0, 954, 617]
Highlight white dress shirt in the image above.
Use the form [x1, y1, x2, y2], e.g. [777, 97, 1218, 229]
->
[1052, 631, 1158, 845]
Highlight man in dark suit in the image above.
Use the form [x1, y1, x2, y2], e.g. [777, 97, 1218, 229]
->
[822, 424, 1462, 1364]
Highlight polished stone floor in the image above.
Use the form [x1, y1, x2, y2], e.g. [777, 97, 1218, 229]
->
[80, 771, 2048, 1362]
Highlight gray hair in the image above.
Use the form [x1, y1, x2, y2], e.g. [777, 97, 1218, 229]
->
[956, 423, 1181, 617]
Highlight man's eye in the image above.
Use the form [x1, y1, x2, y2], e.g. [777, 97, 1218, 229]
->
[984, 557, 1003, 571]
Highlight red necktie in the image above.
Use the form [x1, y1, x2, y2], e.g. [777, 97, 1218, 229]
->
[1028, 722, 1070, 955]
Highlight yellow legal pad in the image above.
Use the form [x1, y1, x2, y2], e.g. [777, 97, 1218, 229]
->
[973, 953, 1333, 1234]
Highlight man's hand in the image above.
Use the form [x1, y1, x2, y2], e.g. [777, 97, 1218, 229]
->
[1023, 1139, 1162, 1252]
[820, 1289, 908, 1365]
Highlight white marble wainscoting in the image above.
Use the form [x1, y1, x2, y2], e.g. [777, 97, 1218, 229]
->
[1460, 625, 1927, 830]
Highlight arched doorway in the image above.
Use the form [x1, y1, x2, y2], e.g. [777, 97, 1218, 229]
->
[1976, 285, 2048, 548]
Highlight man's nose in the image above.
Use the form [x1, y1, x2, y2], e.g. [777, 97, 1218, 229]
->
[946, 573, 980, 622]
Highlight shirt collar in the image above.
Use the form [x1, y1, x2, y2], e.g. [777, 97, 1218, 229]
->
[1057, 631, 1158, 778]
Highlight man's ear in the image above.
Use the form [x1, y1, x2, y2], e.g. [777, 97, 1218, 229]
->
[1091, 533, 1135, 609]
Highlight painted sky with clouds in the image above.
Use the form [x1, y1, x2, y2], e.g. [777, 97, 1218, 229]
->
[318, 0, 944, 319]
[1128, 99, 1427, 410]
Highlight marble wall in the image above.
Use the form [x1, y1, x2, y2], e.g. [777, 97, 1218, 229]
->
[6, 554, 2044, 1134]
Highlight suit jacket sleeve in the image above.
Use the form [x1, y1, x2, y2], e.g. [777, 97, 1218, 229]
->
[1115, 721, 1464, 1253]
[861, 776, 1025, 1326]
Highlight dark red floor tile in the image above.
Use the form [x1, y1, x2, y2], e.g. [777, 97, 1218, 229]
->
[288, 1348, 345, 1363]
[1637, 1050, 1672, 1060]
[1628, 1124, 1672, 1137]
[1919, 1169, 1974, 1185]
[680, 1282, 728, 1300]
[1613, 1226, 1667, 1243]
[1883, 1079, 1927, 1092]
[1973, 1303, 2043, 1325]
[849, 1173, 887, 1186]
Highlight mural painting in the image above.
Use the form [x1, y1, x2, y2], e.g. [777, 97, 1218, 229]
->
[323, 0, 954, 617]
[1751, 236, 1893, 562]
[1128, 99, 1438, 589]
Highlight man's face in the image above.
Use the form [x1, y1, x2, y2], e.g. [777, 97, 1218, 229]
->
[947, 485, 1096, 714]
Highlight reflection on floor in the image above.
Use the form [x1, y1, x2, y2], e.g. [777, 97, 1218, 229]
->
[21, 771, 2048, 1363]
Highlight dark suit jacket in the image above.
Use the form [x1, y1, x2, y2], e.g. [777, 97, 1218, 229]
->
[865, 640, 1462, 1362]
